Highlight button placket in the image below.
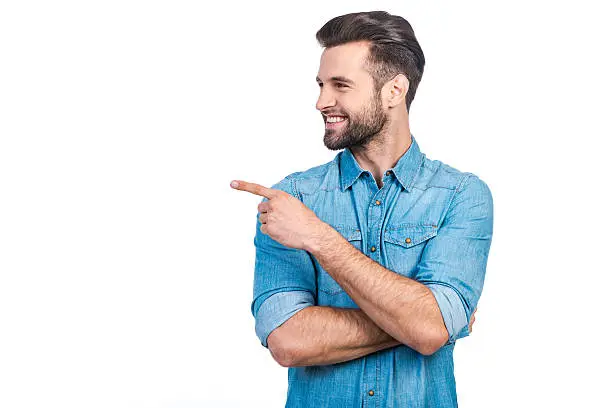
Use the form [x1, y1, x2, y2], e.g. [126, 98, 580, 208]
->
[368, 190, 384, 259]
[368, 181, 392, 264]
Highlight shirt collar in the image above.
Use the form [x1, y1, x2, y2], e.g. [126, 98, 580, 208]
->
[339, 133, 423, 192]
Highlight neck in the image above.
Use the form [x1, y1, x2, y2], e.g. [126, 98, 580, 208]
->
[349, 112, 412, 187]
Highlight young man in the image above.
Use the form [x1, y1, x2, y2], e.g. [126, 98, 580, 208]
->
[231, 11, 493, 408]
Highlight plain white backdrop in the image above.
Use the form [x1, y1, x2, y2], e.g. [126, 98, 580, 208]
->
[1, 1, 611, 407]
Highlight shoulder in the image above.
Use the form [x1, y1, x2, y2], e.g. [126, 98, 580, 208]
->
[415, 154, 493, 227]
[270, 153, 342, 199]
[423, 157, 493, 231]
[418, 154, 492, 197]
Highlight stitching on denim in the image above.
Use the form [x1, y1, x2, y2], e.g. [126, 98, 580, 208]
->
[301, 187, 341, 195]
[289, 166, 333, 183]
[375, 349, 380, 408]
[333, 224, 360, 231]
[288, 177, 301, 201]
[386, 224, 438, 230]
[436, 173, 471, 226]
[384, 230, 437, 247]
[424, 185, 456, 190]
[456, 173, 474, 193]
[405, 153, 426, 192]
[329, 224, 361, 242]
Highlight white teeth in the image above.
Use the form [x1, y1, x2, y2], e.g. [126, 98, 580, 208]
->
[326, 116, 346, 123]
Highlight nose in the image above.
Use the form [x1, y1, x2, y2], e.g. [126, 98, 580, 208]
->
[316, 86, 336, 112]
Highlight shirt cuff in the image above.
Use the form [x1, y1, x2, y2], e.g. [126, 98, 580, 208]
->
[254, 290, 314, 348]
[426, 283, 469, 344]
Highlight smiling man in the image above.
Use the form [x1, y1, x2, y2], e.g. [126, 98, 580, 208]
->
[231, 10, 494, 408]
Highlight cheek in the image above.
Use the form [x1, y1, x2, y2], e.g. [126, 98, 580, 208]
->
[338, 104, 356, 119]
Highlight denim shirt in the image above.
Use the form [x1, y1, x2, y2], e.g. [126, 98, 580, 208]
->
[250, 134, 494, 408]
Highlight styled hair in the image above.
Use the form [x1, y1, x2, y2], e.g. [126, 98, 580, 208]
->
[316, 11, 425, 113]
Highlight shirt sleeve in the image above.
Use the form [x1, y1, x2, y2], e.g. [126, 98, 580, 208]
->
[250, 175, 317, 349]
[254, 291, 315, 348]
[416, 174, 494, 345]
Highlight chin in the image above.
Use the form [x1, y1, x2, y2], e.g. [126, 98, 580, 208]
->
[323, 141, 346, 151]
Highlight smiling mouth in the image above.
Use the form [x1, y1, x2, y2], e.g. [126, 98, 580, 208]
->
[325, 116, 347, 128]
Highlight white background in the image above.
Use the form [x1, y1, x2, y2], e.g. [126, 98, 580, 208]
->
[1, 1, 611, 407]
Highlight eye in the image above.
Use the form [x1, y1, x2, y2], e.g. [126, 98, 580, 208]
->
[317, 82, 348, 89]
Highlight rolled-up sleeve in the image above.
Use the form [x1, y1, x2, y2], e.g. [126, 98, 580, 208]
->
[255, 291, 315, 348]
[250, 175, 317, 348]
[416, 174, 494, 345]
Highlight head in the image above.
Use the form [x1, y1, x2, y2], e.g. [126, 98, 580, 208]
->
[315, 11, 425, 150]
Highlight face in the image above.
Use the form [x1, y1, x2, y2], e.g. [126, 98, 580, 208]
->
[316, 41, 389, 151]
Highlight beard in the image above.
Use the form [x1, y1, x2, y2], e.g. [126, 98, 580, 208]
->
[323, 92, 388, 151]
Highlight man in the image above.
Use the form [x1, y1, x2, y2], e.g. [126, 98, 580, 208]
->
[230, 10, 493, 408]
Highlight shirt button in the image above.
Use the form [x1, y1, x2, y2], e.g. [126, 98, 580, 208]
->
[405, 237, 411, 244]
[370, 246, 376, 252]
[369, 390, 375, 396]
[375, 200, 381, 205]
[385, 171, 391, 176]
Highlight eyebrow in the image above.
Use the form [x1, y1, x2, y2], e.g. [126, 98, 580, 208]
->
[316, 76, 356, 85]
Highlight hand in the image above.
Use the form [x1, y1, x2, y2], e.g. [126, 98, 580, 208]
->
[230, 179, 327, 250]
[468, 307, 477, 333]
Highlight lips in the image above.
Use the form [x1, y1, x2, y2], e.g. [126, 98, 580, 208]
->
[325, 117, 347, 128]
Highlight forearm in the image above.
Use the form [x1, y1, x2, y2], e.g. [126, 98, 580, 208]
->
[307, 225, 447, 355]
[269, 305, 401, 367]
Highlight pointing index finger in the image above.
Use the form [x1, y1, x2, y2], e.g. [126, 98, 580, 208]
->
[230, 180, 276, 199]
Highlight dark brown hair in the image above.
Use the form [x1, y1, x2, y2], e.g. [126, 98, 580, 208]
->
[316, 11, 425, 113]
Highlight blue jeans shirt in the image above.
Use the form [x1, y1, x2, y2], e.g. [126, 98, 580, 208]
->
[251, 134, 494, 407]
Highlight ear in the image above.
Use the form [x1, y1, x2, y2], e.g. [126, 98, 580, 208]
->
[385, 74, 409, 108]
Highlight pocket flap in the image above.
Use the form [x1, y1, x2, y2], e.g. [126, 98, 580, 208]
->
[384, 225, 438, 248]
[332, 224, 362, 242]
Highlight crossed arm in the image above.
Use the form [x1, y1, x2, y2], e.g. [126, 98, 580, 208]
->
[267, 304, 402, 367]
[265, 230, 467, 367]
[272, 304, 476, 367]
[266, 229, 445, 365]
[267, 241, 475, 367]
[251, 175, 492, 367]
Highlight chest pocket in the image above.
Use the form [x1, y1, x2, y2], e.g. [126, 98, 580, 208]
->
[315, 225, 362, 305]
[383, 225, 438, 278]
